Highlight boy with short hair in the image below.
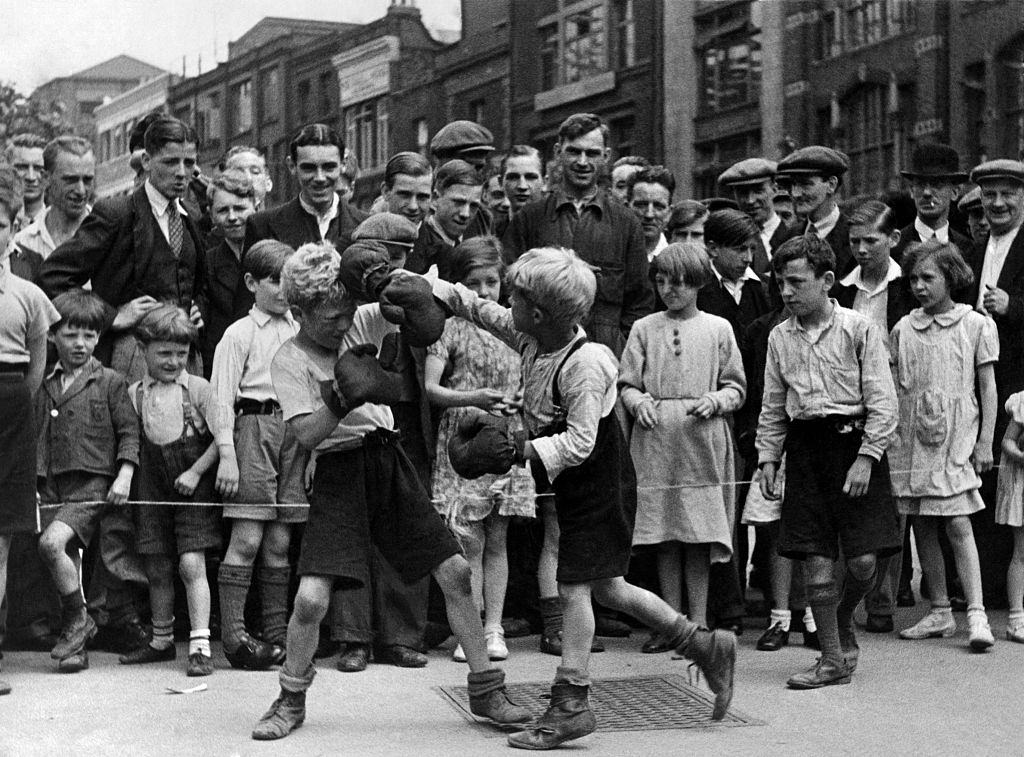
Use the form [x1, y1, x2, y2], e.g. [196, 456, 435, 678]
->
[251, 242, 529, 741]
[36, 289, 139, 674]
[426, 247, 737, 749]
[757, 235, 900, 689]
[120, 305, 235, 677]
[211, 239, 304, 670]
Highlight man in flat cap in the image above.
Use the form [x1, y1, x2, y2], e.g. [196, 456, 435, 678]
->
[719, 158, 798, 276]
[959, 186, 989, 245]
[430, 120, 494, 238]
[350, 212, 418, 269]
[776, 146, 855, 276]
[502, 112, 652, 357]
[966, 158, 1024, 607]
[891, 143, 971, 264]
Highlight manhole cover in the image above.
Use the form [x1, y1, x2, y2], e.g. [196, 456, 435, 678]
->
[436, 674, 763, 732]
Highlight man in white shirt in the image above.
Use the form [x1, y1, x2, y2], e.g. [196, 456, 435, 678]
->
[966, 158, 1024, 610]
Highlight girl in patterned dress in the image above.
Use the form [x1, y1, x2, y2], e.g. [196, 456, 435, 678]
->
[891, 241, 998, 650]
[996, 392, 1024, 643]
[425, 237, 535, 662]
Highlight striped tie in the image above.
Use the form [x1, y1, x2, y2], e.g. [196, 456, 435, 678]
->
[168, 202, 183, 256]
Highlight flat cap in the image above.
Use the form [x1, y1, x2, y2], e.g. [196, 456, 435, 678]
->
[969, 159, 1024, 186]
[718, 158, 777, 187]
[703, 197, 739, 212]
[430, 120, 494, 157]
[352, 213, 419, 247]
[957, 185, 982, 213]
[776, 146, 850, 178]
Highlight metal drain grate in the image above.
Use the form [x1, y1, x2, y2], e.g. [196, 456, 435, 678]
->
[436, 674, 763, 732]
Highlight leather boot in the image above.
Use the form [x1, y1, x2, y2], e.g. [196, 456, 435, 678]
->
[677, 627, 737, 721]
[251, 688, 307, 740]
[508, 683, 596, 750]
[467, 668, 532, 724]
[538, 596, 562, 655]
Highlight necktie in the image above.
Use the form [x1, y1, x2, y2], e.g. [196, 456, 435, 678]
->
[168, 203, 183, 256]
[808, 222, 819, 238]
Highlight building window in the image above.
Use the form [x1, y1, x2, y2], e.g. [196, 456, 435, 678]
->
[536, 1, 608, 90]
[700, 35, 762, 114]
[817, 0, 916, 59]
[319, 71, 335, 117]
[997, 38, 1024, 160]
[197, 91, 222, 151]
[298, 80, 312, 124]
[231, 80, 253, 135]
[693, 131, 762, 198]
[610, 115, 635, 158]
[99, 130, 110, 162]
[414, 118, 429, 155]
[613, 0, 636, 69]
[344, 97, 389, 171]
[259, 68, 280, 124]
[470, 99, 485, 126]
[834, 85, 901, 195]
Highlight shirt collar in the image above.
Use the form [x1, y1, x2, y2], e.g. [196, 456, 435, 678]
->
[908, 302, 972, 330]
[426, 214, 460, 246]
[553, 188, 604, 216]
[809, 204, 841, 238]
[48, 356, 99, 382]
[249, 305, 295, 328]
[712, 264, 762, 284]
[144, 179, 187, 217]
[144, 369, 190, 390]
[914, 217, 949, 244]
[839, 257, 902, 293]
[761, 211, 782, 238]
[782, 299, 839, 337]
[298, 191, 339, 221]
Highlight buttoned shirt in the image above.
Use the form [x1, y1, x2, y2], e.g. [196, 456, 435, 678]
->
[131, 369, 230, 447]
[211, 306, 298, 410]
[714, 265, 763, 305]
[839, 258, 902, 333]
[977, 224, 1023, 312]
[760, 212, 783, 259]
[144, 180, 188, 246]
[49, 362, 87, 393]
[756, 301, 897, 464]
[808, 204, 841, 241]
[648, 233, 669, 262]
[0, 258, 60, 361]
[298, 192, 339, 240]
[914, 217, 949, 244]
[13, 206, 59, 259]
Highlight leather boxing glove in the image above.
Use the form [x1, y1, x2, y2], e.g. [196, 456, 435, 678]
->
[447, 411, 525, 479]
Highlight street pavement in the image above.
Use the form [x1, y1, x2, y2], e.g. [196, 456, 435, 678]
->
[0, 603, 1020, 757]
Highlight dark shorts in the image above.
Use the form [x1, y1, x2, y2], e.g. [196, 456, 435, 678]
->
[779, 417, 900, 561]
[534, 412, 637, 583]
[0, 373, 38, 535]
[39, 472, 110, 547]
[298, 429, 460, 586]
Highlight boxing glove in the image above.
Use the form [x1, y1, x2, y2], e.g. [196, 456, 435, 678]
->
[337, 240, 392, 303]
[333, 343, 404, 408]
[447, 412, 525, 479]
[378, 272, 448, 348]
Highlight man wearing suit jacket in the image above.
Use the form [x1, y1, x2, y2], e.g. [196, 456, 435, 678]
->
[776, 146, 854, 277]
[966, 159, 1024, 607]
[38, 115, 207, 656]
[891, 143, 972, 265]
[239, 124, 367, 313]
[718, 158, 797, 277]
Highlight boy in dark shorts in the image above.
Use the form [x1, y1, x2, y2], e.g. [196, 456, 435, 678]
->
[36, 289, 139, 674]
[757, 235, 900, 689]
[425, 246, 737, 750]
[251, 242, 529, 741]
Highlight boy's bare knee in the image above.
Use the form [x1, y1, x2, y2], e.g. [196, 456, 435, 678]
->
[178, 552, 206, 582]
[38, 532, 64, 563]
[293, 589, 328, 625]
[847, 554, 876, 580]
[435, 555, 473, 598]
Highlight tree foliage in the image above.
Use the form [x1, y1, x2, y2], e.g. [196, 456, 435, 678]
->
[0, 81, 73, 148]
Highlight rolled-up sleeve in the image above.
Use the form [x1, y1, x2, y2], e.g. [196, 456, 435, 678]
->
[109, 373, 140, 466]
[756, 331, 789, 465]
[857, 321, 898, 460]
[431, 279, 524, 352]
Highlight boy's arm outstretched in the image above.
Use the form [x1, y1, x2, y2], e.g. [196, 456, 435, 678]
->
[431, 278, 525, 353]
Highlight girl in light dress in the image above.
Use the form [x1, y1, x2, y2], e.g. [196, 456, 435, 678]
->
[619, 243, 745, 640]
[995, 393, 1024, 644]
[425, 237, 535, 662]
[890, 241, 997, 650]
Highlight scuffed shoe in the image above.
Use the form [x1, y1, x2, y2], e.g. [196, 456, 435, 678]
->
[187, 652, 214, 677]
[839, 625, 859, 673]
[251, 689, 306, 740]
[467, 669, 532, 725]
[968, 612, 994, 651]
[678, 628, 736, 720]
[51, 613, 97, 660]
[786, 658, 852, 689]
[119, 643, 176, 665]
[1007, 618, 1024, 644]
[485, 629, 508, 661]
[0, 678, 10, 696]
[58, 650, 89, 674]
[224, 633, 279, 671]
[899, 609, 956, 640]
[508, 683, 596, 750]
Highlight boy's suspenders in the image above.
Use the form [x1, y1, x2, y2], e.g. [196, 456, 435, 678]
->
[547, 336, 588, 432]
[135, 381, 203, 440]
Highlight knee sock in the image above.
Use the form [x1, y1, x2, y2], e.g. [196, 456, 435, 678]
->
[59, 590, 86, 629]
[257, 566, 291, 645]
[803, 606, 817, 633]
[769, 608, 791, 632]
[189, 628, 211, 657]
[806, 582, 841, 665]
[540, 596, 562, 638]
[217, 563, 252, 652]
[151, 617, 175, 650]
[837, 567, 876, 633]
